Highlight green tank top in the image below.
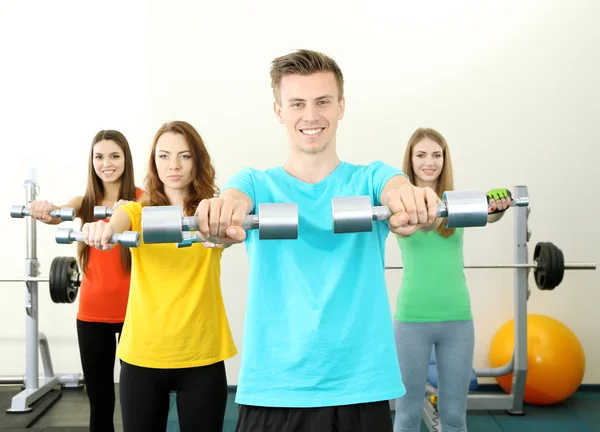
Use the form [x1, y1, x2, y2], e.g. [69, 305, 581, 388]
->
[394, 228, 472, 322]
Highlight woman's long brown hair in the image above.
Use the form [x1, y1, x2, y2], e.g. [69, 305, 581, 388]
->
[402, 127, 456, 238]
[142, 121, 218, 215]
[78, 130, 137, 273]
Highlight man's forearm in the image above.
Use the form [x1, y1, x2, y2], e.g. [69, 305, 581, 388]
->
[220, 188, 254, 214]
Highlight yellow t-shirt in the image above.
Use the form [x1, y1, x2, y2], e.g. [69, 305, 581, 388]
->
[116, 202, 237, 368]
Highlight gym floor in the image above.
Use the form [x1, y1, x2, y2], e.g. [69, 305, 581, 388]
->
[0, 385, 599, 431]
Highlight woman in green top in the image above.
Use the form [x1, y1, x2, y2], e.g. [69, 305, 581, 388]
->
[393, 127, 510, 432]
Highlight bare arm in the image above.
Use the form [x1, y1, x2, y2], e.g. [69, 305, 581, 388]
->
[107, 207, 133, 234]
[220, 188, 254, 214]
[380, 175, 411, 207]
[487, 212, 505, 224]
[381, 175, 444, 232]
[39, 196, 84, 225]
[214, 188, 254, 249]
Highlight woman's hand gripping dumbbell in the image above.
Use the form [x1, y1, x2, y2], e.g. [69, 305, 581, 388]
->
[55, 221, 140, 249]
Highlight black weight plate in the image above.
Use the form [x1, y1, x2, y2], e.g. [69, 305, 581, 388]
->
[550, 242, 565, 288]
[49, 257, 63, 303]
[59, 256, 73, 304]
[64, 257, 79, 303]
[56, 256, 68, 303]
[533, 242, 546, 289]
[534, 242, 564, 290]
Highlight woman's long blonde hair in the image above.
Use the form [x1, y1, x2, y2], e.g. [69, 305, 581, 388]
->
[402, 127, 455, 238]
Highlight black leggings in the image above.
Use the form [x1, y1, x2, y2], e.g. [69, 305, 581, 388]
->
[119, 360, 228, 432]
[76, 319, 123, 432]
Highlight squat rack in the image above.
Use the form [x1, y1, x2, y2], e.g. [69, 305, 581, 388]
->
[0, 170, 82, 414]
[386, 185, 595, 431]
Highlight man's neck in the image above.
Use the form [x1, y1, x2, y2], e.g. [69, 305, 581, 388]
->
[283, 150, 341, 184]
[102, 181, 122, 203]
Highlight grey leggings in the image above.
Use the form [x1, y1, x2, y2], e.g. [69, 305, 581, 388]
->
[393, 320, 474, 432]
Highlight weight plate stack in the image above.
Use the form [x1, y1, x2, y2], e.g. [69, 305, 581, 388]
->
[49, 256, 64, 303]
[49, 256, 80, 304]
[533, 242, 565, 290]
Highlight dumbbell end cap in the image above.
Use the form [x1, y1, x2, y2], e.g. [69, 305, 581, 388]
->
[10, 205, 25, 218]
[331, 196, 374, 234]
[93, 206, 107, 219]
[55, 228, 74, 244]
[120, 231, 140, 248]
[60, 208, 76, 221]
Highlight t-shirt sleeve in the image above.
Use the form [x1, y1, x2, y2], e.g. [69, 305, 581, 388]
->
[119, 201, 142, 232]
[369, 161, 408, 205]
[221, 167, 256, 210]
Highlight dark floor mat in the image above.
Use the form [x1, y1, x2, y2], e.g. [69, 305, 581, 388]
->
[41, 428, 90, 431]
[0, 386, 62, 429]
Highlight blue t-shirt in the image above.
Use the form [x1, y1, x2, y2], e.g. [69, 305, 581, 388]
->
[222, 160, 407, 408]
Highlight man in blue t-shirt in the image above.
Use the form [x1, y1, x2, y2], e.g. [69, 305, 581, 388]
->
[196, 49, 441, 432]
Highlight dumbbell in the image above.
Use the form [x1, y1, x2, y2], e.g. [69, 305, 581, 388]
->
[55, 228, 140, 248]
[10, 205, 75, 221]
[94, 206, 113, 219]
[331, 190, 526, 234]
[141, 203, 299, 245]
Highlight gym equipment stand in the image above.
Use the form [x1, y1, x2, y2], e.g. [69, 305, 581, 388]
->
[419, 185, 554, 430]
[0, 171, 82, 414]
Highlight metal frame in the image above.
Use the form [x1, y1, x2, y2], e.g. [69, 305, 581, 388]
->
[1, 172, 82, 413]
[386, 186, 534, 430]
[421, 185, 529, 430]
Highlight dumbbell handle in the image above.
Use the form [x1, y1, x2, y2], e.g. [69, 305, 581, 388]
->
[55, 228, 140, 248]
[94, 206, 113, 219]
[96, 207, 262, 231]
[372, 202, 448, 221]
[10, 205, 75, 221]
[181, 215, 259, 232]
[372, 196, 528, 221]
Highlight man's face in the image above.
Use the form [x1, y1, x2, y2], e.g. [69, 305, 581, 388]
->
[274, 71, 345, 155]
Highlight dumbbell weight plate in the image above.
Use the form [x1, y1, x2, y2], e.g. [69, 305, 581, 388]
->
[142, 205, 184, 244]
[256, 203, 299, 240]
[442, 190, 488, 228]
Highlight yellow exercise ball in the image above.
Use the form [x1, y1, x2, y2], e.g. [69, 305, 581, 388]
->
[489, 314, 585, 405]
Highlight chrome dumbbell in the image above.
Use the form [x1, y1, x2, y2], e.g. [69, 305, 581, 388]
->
[55, 228, 140, 248]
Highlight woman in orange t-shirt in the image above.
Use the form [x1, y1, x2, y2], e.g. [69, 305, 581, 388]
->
[29, 129, 142, 432]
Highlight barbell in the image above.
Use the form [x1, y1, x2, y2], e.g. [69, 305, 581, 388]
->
[0, 256, 81, 304]
[10, 205, 75, 221]
[385, 242, 595, 290]
[331, 190, 529, 234]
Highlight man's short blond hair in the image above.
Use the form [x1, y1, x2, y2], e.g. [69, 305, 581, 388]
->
[270, 49, 345, 103]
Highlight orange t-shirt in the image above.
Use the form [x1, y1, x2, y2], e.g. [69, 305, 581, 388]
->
[76, 187, 144, 323]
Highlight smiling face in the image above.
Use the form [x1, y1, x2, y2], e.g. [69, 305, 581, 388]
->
[92, 139, 125, 184]
[274, 71, 345, 155]
[154, 132, 194, 192]
[411, 137, 444, 186]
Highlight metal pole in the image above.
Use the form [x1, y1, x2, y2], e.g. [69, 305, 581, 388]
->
[510, 185, 529, 415]
[24, 174, 39, 394]
[0, 278, 50, 283]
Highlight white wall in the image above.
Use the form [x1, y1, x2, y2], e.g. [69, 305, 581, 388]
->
[0, 0, 598, 387]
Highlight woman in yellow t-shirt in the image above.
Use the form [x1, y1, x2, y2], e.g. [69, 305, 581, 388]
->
[80, 121, 237, 432]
